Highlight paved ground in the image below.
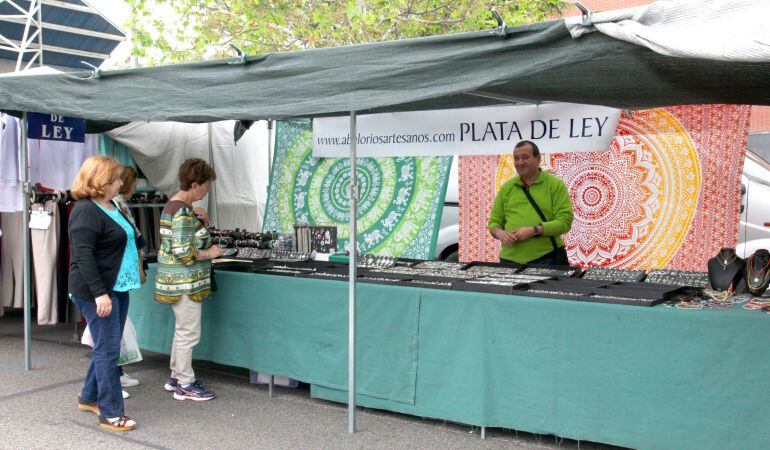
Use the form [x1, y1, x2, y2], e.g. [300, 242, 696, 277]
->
[0, 312, 622, 449]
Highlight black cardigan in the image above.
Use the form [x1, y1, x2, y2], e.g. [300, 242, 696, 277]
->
[68, 199, 129, 301]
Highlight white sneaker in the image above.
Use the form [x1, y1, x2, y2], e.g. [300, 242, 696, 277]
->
[122, 390, 130, 399]
[120, 374, 140, 387]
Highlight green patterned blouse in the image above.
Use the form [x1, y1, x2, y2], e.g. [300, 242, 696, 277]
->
[155, 200, 213, 304]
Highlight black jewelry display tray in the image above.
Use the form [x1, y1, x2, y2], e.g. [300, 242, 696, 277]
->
[357, 277, 416, 287]
[363, 271, 415, 281]
[412, 261, 471, 271]
[463, 260, 525, 272]
[582, 268, 648, 283]
[211, 259, 270, 272]
[394, 257, 424, 267]
[586, 283, 686, 306]
[248, 260, 330, 277]
[525, 279, 601, 295]
[296, 272, 349, 281]
[603, 281, 682, 293]
[214, 259, 679, 306]
[550, 277, 613, 288]
[521, 264, 583, 278]
[586, 294, 666, 307]
[451, 280, 528, 295]
[401, 279, 453, 290]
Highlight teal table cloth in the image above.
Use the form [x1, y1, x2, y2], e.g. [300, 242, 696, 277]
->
[130, 265, 770, 449]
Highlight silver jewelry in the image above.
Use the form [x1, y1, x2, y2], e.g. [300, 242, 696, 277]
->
[715, 253, 738, 270]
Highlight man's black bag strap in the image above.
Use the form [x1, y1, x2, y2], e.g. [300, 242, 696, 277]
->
[521, 186, 559, 251]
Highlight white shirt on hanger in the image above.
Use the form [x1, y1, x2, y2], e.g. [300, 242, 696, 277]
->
[0, 113, 21, 185]
[29, 133, 99, 191]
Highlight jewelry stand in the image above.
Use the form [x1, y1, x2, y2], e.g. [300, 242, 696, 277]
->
[707, 248, 744, 292]
[745, 249, 770, 297]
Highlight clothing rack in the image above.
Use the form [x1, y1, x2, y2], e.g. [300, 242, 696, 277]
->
[28, 189, 75, 205]
[126, 191, 167, 205]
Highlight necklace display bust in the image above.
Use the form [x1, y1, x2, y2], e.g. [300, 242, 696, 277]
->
[746, 249, 770, 297]
[707, 248, 744, 292]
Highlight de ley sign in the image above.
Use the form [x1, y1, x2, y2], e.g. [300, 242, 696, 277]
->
[26, 112, 86, 143]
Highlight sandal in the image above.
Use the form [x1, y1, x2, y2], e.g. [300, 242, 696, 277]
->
[99, 415, 136, 431]
[77, 396, 99, 415]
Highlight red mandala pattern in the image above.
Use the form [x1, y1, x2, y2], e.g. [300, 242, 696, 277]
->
[459, 105, 751, 271]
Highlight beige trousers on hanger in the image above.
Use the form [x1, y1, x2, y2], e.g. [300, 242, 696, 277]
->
[1, 212, 24, 309]
[30, 201, 59, 325]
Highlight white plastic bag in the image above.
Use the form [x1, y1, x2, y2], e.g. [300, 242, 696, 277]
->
[81, 324, 94, 347]
[81, 317, 143, 366]
[118, 317, 142, 366]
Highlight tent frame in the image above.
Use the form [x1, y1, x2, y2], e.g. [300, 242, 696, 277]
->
[0, 0, 44, 71]
[11, 4, 770, 435]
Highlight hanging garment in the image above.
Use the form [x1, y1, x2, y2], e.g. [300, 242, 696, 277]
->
[28, 134, 99, 191]
[1, 211, 24, 308]
[0, 181, 22, 212]
[30, 200, 59, 324]
[0, 214, 3, 317]
[56, 202, 71, 320]
[99, 134, 137, 168]
[0, 113, 20, 185]
[0, 114, 22, 213]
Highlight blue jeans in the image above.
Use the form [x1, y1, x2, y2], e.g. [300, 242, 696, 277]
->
[71, 291, 129, 418]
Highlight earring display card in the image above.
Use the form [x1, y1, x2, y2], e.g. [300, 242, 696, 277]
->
[358, 254, 398, 269]
[270, 251, 313, 262]
[310, 226, 337, 253]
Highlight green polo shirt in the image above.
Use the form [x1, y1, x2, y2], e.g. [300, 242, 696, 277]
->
[488, 169, 574, 264]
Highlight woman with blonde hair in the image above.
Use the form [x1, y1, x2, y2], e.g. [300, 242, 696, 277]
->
[69, 156, 140, 431]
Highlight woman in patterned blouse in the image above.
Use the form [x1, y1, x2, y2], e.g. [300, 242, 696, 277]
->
[156, 158, 224, 401]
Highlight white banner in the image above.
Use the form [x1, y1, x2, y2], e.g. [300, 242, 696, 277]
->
[312, 103, 621, 158]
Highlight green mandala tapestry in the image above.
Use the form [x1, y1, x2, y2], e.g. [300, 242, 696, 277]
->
[263, 119, 452, 259]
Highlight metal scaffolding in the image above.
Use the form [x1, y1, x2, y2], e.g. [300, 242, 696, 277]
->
[0, 0, 44, 71]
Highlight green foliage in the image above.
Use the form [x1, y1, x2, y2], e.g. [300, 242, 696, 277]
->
[123, 0, 567, 66]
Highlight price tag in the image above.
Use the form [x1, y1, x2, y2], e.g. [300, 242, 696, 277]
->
[29, 210, 52, 230]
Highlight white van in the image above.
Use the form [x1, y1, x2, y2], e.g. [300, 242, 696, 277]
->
[738, 149, 770, 258]
[435, 149, 770, 260]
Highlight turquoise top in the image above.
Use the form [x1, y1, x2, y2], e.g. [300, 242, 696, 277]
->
[95, 201, 141, 292]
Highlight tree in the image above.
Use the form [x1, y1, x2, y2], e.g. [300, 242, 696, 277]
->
[124, 0, 567, 66]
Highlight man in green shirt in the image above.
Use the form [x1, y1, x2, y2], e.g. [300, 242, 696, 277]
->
[488, 140, 574, 265]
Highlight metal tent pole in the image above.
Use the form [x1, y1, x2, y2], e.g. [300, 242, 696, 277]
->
[207, 122, 219, 227]
[35, 0, 43, 67]
[266, 120, 273, 203]
[267, 120, 273, 174]
[21, 112, 32, 371]
[348, 111, 358, 433]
